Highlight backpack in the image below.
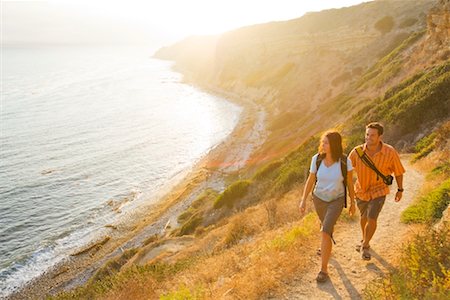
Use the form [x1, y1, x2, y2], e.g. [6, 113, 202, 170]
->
[315, 153, 348, 208]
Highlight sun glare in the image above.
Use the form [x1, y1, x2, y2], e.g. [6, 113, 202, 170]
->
[49, 0, 366, 37]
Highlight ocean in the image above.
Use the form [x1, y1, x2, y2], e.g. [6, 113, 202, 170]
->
[0, 45, 241, 296]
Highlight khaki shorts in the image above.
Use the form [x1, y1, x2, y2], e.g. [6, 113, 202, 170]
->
[312, 194, 344, 237]
[356, 196, 386, 220]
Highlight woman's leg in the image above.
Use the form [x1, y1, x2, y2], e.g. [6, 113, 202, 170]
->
[319, 197, 344, 275]
[320, 232, 332, 273]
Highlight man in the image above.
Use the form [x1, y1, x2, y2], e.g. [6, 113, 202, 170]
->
[349, 122, 405, 260]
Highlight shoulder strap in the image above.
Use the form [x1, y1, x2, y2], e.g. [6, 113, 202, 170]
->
[355, 146, 388, 181]
[340, 154, 347, 208]
[316, 153, 325, 173]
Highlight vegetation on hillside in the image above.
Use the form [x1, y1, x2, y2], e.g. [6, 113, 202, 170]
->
[49, 1, 450, 299]
[364, 226, 450, 299]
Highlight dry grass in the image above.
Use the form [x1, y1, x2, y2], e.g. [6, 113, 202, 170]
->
[97, 186, 319, 300]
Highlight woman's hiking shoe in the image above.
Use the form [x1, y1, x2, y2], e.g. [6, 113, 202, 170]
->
[316, 271, 329, 283]
[361, 245, 371, 260]
[356, 240, 370, 252]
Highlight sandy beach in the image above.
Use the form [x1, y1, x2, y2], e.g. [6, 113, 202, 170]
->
[8, 88, 266, 299]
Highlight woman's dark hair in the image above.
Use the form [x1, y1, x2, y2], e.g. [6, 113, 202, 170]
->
[318, 131, 343, 162]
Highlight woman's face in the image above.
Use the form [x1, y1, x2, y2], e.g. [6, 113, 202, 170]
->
[321, 136, 330, 154]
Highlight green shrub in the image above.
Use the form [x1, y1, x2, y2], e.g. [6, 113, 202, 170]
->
[358, 31, 425, 87]
[253, 160, 283, 181]
[178, 189, 218, 224]
[401, 179, 450, 224]
[412, 132, 437, 162]
[213, 180, 252, 209]
[399, 17, 417, 28]
[374, 16, 395, 34]
[191, 189, 218, 208]
[429, 162, 450, 179]
[91, 248, 138, 282]
[178, 213, 203, 236]
[354, 60, 450, 139]
[271, 136, 319, 195]
[160, 285, 205, 300]
[177, 207, 196, 223]
[364, 226, 450, 299]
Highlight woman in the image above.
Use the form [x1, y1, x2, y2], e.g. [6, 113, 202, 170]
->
[299, 131, 355, 283]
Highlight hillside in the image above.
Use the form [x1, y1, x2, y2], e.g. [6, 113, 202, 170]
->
[42, 0, 449, 299]
[155, 0, 442, 165]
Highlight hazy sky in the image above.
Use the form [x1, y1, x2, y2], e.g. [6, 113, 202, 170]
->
[2, 0, 369, 48]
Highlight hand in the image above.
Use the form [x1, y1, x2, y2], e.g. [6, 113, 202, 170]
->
[349, 202, 356, 216]
[299, 199, 306, 214]
[395, 191, 403, 202]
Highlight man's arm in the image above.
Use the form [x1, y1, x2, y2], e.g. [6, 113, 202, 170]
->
[395, 174, 403, 202]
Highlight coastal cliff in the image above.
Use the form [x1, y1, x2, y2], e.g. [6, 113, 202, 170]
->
[21, 1, 449, 299]
[155, 0, 442, 164]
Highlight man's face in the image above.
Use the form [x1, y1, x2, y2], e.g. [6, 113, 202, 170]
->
[365, 128, 381, 146]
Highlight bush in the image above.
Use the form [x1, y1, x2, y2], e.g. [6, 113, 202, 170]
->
[160, 285, 205, 300]
[429, 162, 450, 178]
[224, 215, 252, 247]
[364, 226, 450, 299]
[354, 60, 450, 139]
[271, 136, 319, 195]
[178, 213, 203, 236]
[253, 160, 283, 181]
[401, 179, 450, 224]
[374, 16, 395, 34]
[213, 180, 252, 209]
[399, 17, 417, 28]
[412, 132, 437, 162]
[91, 248, 138, 282]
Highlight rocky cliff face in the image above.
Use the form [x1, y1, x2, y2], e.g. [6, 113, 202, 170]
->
[426, 0, 450, 52]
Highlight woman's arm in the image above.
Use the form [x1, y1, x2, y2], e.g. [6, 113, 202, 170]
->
[299, 172, 316, 213]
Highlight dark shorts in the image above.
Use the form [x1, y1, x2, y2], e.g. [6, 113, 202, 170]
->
[356, 196, 386, 220]
[312, 194, 344, 237]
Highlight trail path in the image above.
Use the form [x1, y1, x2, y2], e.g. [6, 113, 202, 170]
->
[282, 155, 423, 299]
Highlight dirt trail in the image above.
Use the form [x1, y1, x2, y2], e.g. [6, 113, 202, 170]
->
[282, 155, 423, 300]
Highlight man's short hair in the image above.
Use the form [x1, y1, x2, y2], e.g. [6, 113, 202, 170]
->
[366, 122, 384, 135]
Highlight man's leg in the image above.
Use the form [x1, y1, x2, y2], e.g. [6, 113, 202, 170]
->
[360, 216, 367, 241]
[357, 199, 369, 245]
[362, 196, 386, 248]
[362, 218, 377, 247]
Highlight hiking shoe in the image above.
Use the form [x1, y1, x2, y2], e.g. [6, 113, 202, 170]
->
[361, 246, 371, 260]
[356, 240, 370, 252]
[316, 271, 329, 283]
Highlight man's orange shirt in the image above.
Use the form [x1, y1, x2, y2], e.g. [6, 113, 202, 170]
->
[349, 142, 405, 201]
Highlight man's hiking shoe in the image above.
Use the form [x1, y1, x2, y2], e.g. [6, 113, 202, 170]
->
[316, 271, 329, 283]
[361, 246, 371, 260]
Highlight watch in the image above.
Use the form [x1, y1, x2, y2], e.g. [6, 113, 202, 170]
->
[398, 188, 404, 192]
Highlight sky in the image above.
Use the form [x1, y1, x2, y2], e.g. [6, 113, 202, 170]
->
[2, 0, 369, 48]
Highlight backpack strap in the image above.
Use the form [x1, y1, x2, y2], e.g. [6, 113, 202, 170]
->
[340, 154, 348, 208]
[315, 153, 325, 173]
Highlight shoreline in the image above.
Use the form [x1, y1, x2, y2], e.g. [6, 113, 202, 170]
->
[7, 85, 266, 299]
